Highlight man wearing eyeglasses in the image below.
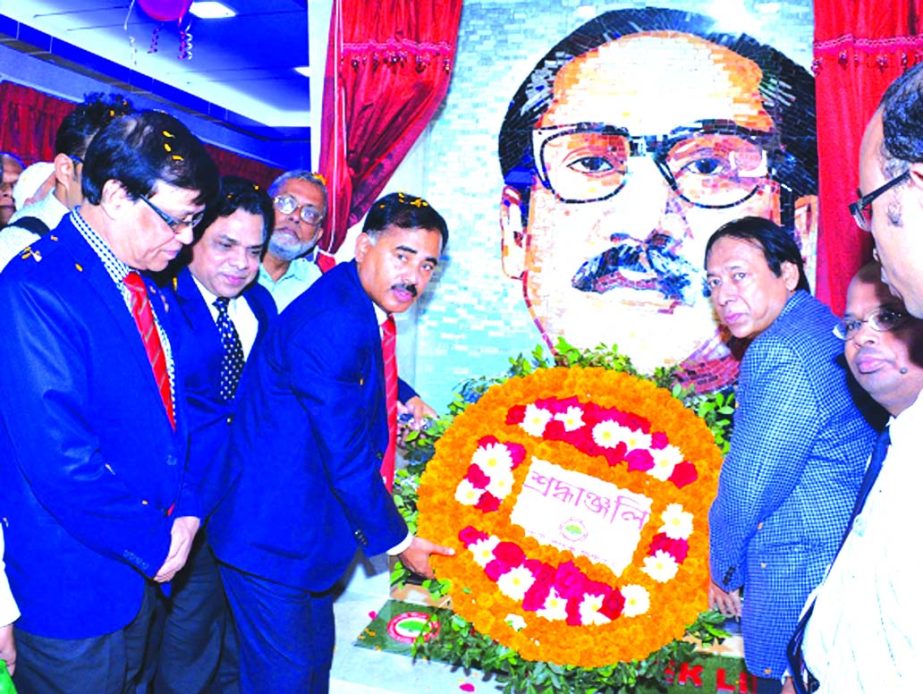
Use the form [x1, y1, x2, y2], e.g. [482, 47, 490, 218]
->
[0, 93, 135, 271]
[498, 7, 817, 391]
[258, 169, 327, 311]
[786, 262, 921, 693]
[0, 110, 219, 692]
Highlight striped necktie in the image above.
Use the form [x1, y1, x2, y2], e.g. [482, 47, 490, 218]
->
[124, 271, 174, 428]
[380, 315, 398, 493]
[214, 297, 245, 401]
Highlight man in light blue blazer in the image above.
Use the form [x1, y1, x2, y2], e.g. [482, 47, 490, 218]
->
[0, 110, 219, 692]
[703, 217, 878, 693]
[153, 176, 277, 694]
[209, 192, 455, 693]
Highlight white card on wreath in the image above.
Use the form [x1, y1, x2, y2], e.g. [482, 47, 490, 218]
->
[510, 457, 652, 576]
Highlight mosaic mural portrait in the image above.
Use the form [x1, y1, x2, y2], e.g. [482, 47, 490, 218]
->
[498, 7, 818, 391]
[414, 1, 816, 408]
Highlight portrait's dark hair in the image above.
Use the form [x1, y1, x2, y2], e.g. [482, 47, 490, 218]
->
[82, 110, 219, 207]
[55, 92, 135, 159]
[498, 7, 817, 227]
[268, 169, 329, 215]
[880, 62, 923, 176]
[704, 215, 810, 292]
[363, 192, 449, 250]
[195, 175, 274, 244]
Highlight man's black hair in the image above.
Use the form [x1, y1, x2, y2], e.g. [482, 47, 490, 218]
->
[498, 7, 817, 226]
[363, 192, 449, 250]
[195, 175, 274, 244]
[704, 215, 810, 292]
[55, 92, 135, 160]
[82, 110, 219, 208]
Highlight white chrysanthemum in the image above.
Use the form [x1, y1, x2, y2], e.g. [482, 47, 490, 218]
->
[648, 445, 684, 481]
[468, 536, 500, 567]
[554, 406, 585, 432]
[660, 503, 694, 540]
[472, 442, 514, 474]
[454, 478, 483, 506]
[536, 588, 567, 621]
[620, 585, 650, 617]
[622, 429, 651, 451]
[486, 467, 514, 498]
[592, 420, 629, 448]
[578, 593, 611, 626]
[520, 404, 553, 437]
[497, 565, 536, 601]
[641, 550, 680, 583]
[504, 614, 527, 631]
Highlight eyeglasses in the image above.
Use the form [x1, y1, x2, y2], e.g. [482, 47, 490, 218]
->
[274, 194, 324, 225]
[833, 306, 910, 339]
[138, 194, 204, 233]
[532, 120, 780, 208]
[849, 170, 910, 232]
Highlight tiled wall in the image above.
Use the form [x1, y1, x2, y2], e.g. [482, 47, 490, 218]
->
[411, 1, 814, 410]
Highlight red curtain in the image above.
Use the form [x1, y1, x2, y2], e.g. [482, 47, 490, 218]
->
[316, 0, 463, 268]
[813, 2, 923, 313]
[0, 81, 282, 190]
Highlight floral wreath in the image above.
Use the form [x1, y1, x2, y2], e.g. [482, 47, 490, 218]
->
[416, 366, 722, 668]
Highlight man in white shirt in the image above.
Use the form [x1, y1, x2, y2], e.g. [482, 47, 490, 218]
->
[0, 93, 134, 270]
[257, 170, 326, 310]
[791, 262, 923, 692]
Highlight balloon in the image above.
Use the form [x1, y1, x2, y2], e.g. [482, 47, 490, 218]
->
[137, 0, 193, 23]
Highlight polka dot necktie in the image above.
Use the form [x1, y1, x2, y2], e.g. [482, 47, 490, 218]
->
[214, 297, 245, 401]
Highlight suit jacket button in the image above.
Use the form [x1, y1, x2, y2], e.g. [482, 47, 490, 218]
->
[359, 377, 364, 386]
[756, 522, 763, 530]
[376, 451, 383, 460]
[760, 562, 767, 569]
[226, 416, 234, 425]
[166, 454, 177, 466]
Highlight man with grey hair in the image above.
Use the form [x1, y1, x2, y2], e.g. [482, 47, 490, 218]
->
[258, 170, 327, 311]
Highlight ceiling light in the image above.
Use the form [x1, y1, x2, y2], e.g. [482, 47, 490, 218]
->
[189, 2, 236, 19]
[294, 66, 311, 78]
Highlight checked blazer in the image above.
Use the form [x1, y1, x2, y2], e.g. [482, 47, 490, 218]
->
[709, 290, 877, 678]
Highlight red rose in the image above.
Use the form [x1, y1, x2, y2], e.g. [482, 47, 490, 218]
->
[484, 558, 510, 581]
[599, 586, 625, 620]
[650, 431, 669, 449]
[649, 533, 689, 563]
[475, 491, 501, 512]
[625, 448, 655, 471]
[458, 526, 488, 547]
[505, 442, 526, 467]
[669, 461, 698, 488]
[493, 541, 525, 567]
[465, 464, 490, 489]
[505, 405, 526, 425]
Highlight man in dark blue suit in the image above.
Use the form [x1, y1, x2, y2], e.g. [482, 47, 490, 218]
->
[0, 110, 219, 692]
[209, 192, 455, 693]
[153, 176, 276, 693]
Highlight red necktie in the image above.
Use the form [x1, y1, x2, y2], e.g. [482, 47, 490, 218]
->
[380, 315, 398, 493]
[124, 272, 175, 429]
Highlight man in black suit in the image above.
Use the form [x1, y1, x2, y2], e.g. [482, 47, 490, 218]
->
[155, 176, 276, 693]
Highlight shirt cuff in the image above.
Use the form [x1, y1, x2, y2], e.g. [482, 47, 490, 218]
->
[386, 532, 414, 556]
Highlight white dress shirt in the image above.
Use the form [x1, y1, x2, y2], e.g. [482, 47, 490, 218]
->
[0, 526, 19, 627]
[802, 392, 923, 692]
[191, 276, 259, 359]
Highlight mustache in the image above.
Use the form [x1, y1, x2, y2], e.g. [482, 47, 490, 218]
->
[392, 282, 417, 297]
[571, 233, 702, 305]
